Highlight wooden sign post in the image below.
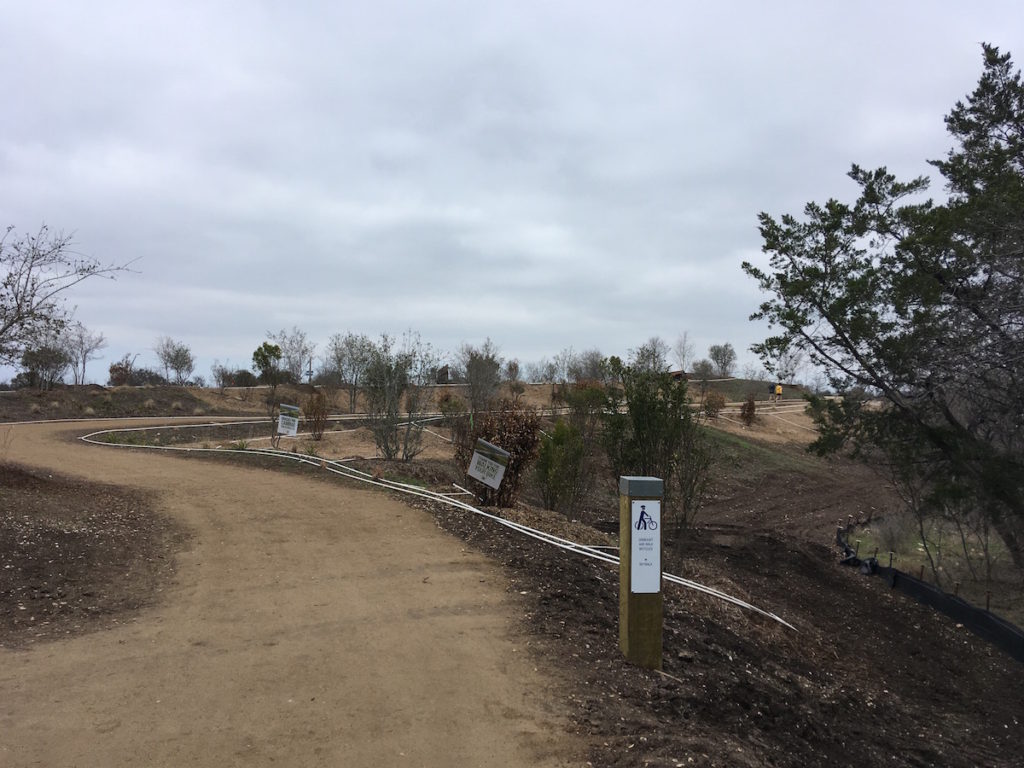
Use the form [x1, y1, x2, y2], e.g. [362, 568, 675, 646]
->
[619, 475, 663, 670]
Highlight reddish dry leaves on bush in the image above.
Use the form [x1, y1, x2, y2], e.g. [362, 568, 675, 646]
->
[454, 401, 540, 507]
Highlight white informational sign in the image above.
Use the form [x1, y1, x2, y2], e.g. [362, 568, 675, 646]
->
[630, 499, 661, 593]
[277, 404, 301, 437]
[467, 439, 510, 490]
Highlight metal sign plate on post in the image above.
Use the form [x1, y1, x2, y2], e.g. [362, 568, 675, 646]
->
[277, 404, 301, 437]
[630, 499, 661, 593]
[467, 439, 510, 490]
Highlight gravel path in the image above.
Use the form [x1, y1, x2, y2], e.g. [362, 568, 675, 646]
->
[1, 419, 581, 767]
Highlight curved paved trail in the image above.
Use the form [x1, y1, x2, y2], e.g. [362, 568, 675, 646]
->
[1, 420, 581, 767]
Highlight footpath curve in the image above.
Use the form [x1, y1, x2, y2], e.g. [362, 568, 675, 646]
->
[1, 419, 581, 767]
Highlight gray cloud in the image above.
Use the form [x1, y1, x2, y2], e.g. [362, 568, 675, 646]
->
[2, 1, 1021, 382]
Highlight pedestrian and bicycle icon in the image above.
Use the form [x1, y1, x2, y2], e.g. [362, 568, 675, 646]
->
[635, 504, 658, 531]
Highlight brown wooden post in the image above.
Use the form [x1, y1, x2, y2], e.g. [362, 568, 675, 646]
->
[619, 476, 663, 670]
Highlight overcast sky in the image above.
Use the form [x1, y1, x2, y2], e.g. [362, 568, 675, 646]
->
[3, 2, 1022, 383]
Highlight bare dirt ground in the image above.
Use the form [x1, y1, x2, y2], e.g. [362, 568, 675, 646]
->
[1, 420, 581, 767]
[3, 391, 1024, 767]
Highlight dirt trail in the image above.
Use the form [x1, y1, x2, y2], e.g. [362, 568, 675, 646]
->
[1, 420, 581, 767]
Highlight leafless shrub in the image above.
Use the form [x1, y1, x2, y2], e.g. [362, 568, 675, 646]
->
[876, 510, 915, 554]
[305, 391, 328, 441]
[740, 393, 757, 426]
[455, 401, 540, 507]
[704, 391, 726, 419]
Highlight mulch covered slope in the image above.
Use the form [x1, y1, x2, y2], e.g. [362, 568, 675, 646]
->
[416, 494, 1024, 768]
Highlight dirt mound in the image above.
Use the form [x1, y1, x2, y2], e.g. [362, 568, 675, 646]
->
[0, 385, 226, 421]
[0, 462, 187, 648]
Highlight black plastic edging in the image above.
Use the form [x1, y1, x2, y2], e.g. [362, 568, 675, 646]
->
[836, 528, 1024, 665]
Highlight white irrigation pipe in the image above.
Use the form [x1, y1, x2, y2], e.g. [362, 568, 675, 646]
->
[716, 414, 747, 428]
[296, 453, 795, 629]
[766, 414, 819, 433]
[3, 414, 263, 428]
[79, 423, 795, 631]
[74, 414, 402, 444]
[420, 427, 453, 443]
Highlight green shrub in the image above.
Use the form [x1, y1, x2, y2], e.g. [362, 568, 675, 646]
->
[675, 422, 715, 529]
[601, 358, 688, 482]
[535, 420, 586, 513]
[601, 358, 715, 533]
[232, 369, 258, 388]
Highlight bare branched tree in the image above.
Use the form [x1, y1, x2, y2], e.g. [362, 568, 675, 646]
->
[630, 336, 670, 372]
[568, 348, 608, 384]
[1, 225, 128, 364]
[155, 336, 195, 385]
[210, 360, 233, 394]
[524, 358, 558, 383]
[322, 331, 374, 412]
[708, 343, 737, 377]
[63, 321, 107, 385]
[673, 331, 695, 372]
[364, 331, 437, 460]
[269, 326, 315, 382]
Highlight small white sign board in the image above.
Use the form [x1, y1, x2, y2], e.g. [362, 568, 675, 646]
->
[630, 499, 661, 593]
[467, 439, 510, 490]
[277, 404, 301, 437]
